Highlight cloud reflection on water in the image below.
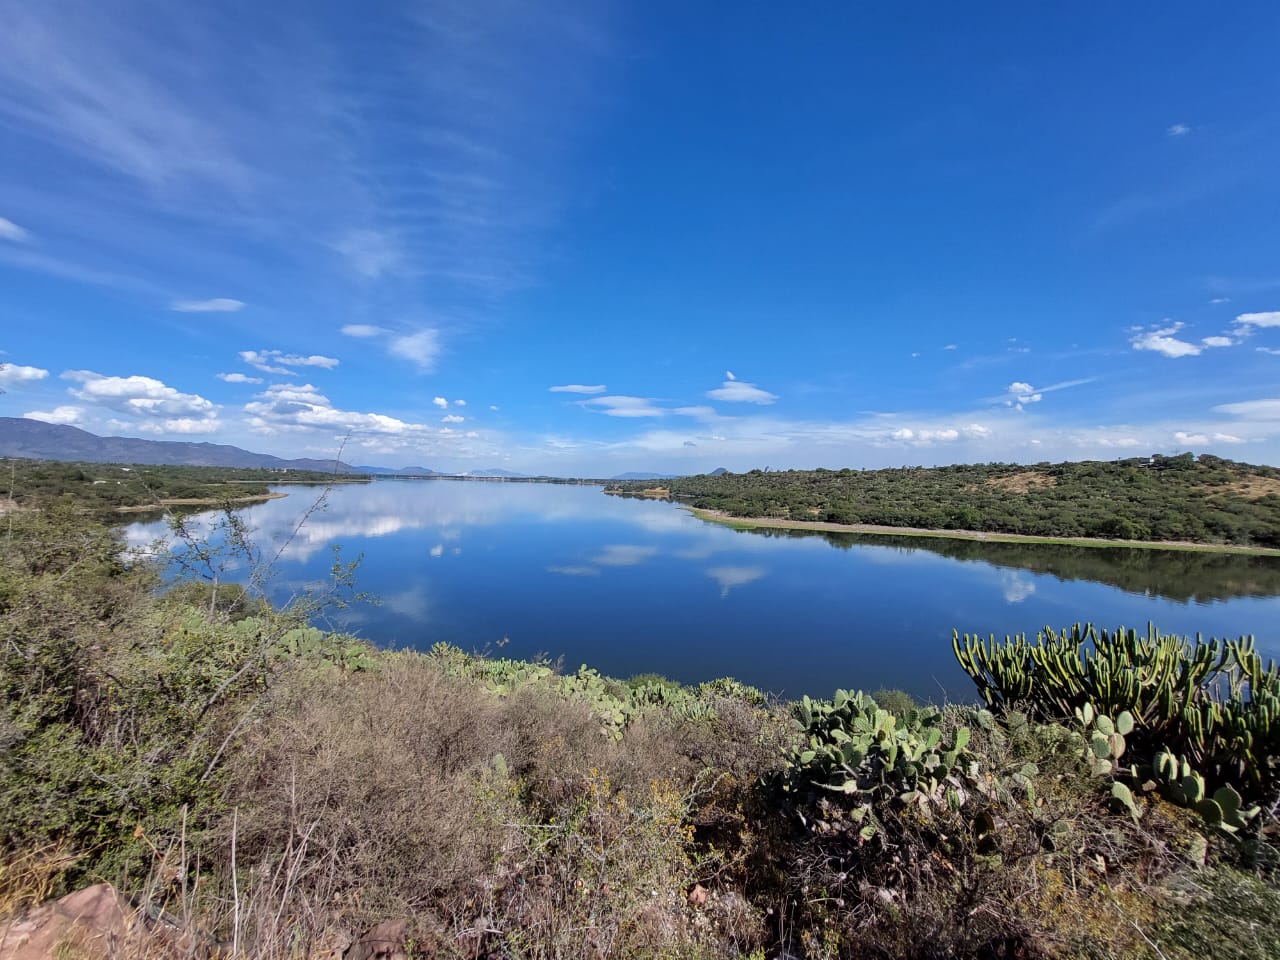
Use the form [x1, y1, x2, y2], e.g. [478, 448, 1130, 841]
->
[706, 565, 766, 598]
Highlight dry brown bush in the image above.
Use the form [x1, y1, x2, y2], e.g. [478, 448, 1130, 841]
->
[183, 654, 778, 958]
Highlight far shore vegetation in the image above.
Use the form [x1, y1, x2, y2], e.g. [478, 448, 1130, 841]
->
[606, 452, 1280, 550]
[0, 458, 366, 521]
[689, 506, 1280, 555]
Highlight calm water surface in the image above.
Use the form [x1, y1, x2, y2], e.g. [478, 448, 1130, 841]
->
[126, 479, 1280, 700]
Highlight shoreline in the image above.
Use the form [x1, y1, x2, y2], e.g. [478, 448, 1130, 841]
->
[115, 491, 289, 513]
[688, 507, 1280, 556]
[226, 478, 371, 485]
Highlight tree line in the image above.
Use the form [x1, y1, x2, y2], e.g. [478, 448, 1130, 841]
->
[610, 453, 1280, 547]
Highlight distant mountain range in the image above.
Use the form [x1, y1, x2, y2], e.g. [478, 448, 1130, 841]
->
[0, 417, 363, 472]
[357, 465, 442, 476]
[0, 417, 725, 481]
[605, 468, 729, 480]
[358, 466, 531, 478]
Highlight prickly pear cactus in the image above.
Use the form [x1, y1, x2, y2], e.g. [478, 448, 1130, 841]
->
[1074, 702, 1134, 777]
[785, 690, 974, 833]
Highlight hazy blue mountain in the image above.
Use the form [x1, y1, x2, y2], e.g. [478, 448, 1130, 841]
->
[356, 465, 441, 476]
[460, 467, 529, 478]
[0, 417, 360, 472]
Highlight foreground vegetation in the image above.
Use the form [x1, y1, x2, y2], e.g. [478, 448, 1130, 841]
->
[2, 498, 1279, 957]
[608, 453, 1280, 548]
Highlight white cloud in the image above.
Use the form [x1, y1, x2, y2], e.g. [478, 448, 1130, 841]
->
[1173, 431, 1244, 445]
[1257, 347, 1280, 356]
[332, 228, 404, 279]
[1210, 297, 1231, 305]
[341, 324, 389, 338]
[889, 427, 960, 443]
[1214, 399, 1280, 420]
[1002, 376, 1093, 409]
[1234, 311, 1280, 332]
[0, 362, 49, 386]
[583, 395, 665, 418]
[217, 372, 263, 384]
[1093, 436, 1142, 448]
[441, 414, 465, 423]
[172, 297, 244, 313]
[674, 405, 721, 420]
[389, 330, 440, 371]
[238, 358, 289, 375]
[547, 565, 600, 577]
[1130, 321, 1202, 358]
[707, 378, 778, 405]
[239, 349, 339, 373]
[244, 383, 429, 436]
[453, 399, 466, 406]
[1167, 123, 1191, 137]
[725, 370, 736, 380]
[0, 3, 254, 192]
[339, 325, 439, 371]
[137, 417, 223, 435]
[550, 384, 607, 394]
[0, 216, 29, 242]
[433, 397, 449, 409]
[63, 370, 217, 420]
[23, 405, 82, 424]
[1201, 336, 1233, 348]
[943, 344, 958, 351]
[1007, 381, 1042, 406]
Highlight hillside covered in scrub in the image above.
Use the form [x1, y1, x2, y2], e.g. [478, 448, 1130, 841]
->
[608, 453, 1280, 547]
[2, 490, 1279, 958]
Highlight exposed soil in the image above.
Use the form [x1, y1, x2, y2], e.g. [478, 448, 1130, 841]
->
[986, 472, 1057, 494]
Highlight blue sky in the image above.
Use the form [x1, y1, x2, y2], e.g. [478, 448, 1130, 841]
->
[1, 1, 1279, 475]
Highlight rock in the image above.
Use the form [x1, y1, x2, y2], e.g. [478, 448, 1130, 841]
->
[0, 884, 131, 960]
[310, 926, 354, 960]
[345, 919, 410, 960]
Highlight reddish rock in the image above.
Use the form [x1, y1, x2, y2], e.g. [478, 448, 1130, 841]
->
[345, 919, 410, 960]
[0, 884, 132, 960]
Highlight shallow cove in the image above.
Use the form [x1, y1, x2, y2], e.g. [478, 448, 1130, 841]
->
[124, 478, 1280, 700]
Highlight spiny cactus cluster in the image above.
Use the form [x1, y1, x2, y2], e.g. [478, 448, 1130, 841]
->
[786, 690, 972, 823]
[275, 624, 379, 672]
[953, 623, 1280, 802]
[190, 614, 378, 672]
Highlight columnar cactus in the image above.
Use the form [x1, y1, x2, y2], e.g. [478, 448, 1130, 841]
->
[953, 622, 1279, 805]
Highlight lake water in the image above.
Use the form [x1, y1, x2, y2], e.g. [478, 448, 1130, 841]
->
[125, 479, 1280, 701]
